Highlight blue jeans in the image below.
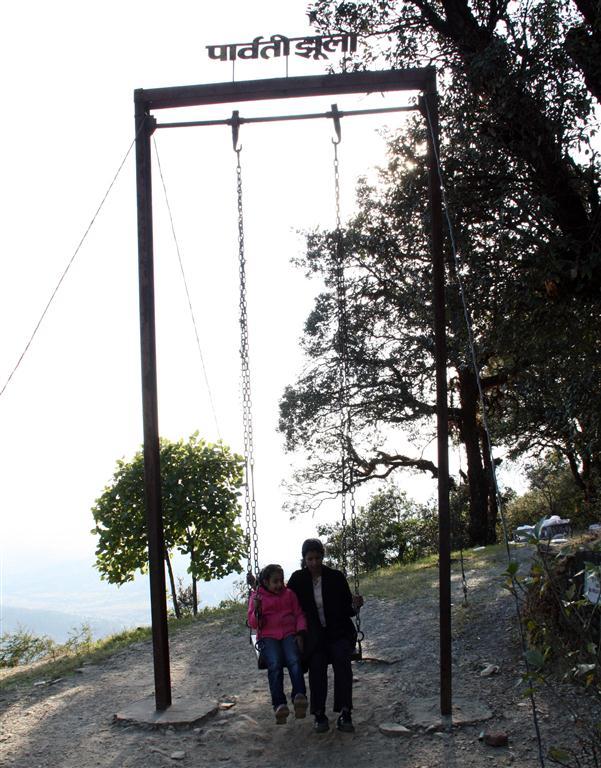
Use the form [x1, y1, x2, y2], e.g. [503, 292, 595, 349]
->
[258, 635, 306, 709]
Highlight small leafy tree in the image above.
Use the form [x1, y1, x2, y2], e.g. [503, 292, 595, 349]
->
[0, 628, 56, 667]
[92, 434, 246, 615]
[318, 486, 439, 571]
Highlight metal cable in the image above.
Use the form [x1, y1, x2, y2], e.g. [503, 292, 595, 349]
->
[422, 96, 546, 767]
[235, 146, 260, 580]
[451, 387, 469, 606]
[152, 136, 223, 443]
[0, 129, 141, 401]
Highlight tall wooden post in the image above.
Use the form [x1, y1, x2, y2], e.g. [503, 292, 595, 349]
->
[134, 97, 172, 711]
[422, 84, 452, 717]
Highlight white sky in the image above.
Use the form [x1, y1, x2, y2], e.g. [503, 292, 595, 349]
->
[0, 0, 473, 610]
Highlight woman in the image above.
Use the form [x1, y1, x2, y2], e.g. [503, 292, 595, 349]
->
[287, 538, 364, 734]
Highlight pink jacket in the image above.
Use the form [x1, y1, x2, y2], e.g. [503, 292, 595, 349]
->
[247, 585, 307, 640]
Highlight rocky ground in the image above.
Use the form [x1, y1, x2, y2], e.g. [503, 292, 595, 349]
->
[1, 545, 600, 767]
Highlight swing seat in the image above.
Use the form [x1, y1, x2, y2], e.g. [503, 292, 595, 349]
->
[251, 633, 291, 672]
[253, 635, 268, 670]
[350, 630, 365, 661]
[350, 647, 363, 662]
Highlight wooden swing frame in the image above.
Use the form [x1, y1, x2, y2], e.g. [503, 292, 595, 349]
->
[134, 67, 450, 715]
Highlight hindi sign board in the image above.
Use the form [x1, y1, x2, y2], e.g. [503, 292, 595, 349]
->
[206, 33, 358, 63]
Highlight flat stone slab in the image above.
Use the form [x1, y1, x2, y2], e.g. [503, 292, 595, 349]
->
[406, 696, 493, 729]
[360, 655, 402, 665]
[379, 723, 413, 736]
[114, 697, 218, 728]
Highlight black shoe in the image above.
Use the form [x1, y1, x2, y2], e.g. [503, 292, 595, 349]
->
[336, 710, 355, 733]
[314, 713, 330, 733]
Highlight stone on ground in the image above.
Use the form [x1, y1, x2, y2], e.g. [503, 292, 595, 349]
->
[483, 731, 509, 747]
[114, 697, 218, 727]
[406, 696, 493, 728]
[480, 663, 500, 677]
[378, 723, 412, 736]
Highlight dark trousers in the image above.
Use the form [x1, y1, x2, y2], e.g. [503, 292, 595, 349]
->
[308, 634, 353, 714]
[258, 635, 306, 709]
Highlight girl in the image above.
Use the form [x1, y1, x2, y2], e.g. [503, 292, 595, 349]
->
[247, 564, 309, 724]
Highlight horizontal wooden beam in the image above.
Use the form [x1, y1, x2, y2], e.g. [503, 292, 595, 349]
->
[135, 67, 435, 111]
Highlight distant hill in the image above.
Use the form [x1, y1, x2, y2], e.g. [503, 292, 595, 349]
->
[1, 605, 126, 643]
[1, 555, 243, 640]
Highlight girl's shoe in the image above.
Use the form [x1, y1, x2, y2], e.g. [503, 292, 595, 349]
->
[275, 703, 290, 724]
[293, 693, 308, 719]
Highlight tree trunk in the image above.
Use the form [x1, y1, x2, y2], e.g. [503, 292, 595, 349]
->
[189, 539, 198, 615]
[165, 551, 180, 620]
[192, 575, 198, 615]
[457, 366, 492, 546]
[565, 449, 587, 492]
[479, 426, 499, 543]
[581, 455, 600, 510]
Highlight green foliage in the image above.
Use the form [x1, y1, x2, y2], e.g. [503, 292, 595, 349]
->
[317, 486, 440, 572]
[63, 623, 94, 655]
[310, 0, 600, 292]
[503, 452, 595, 537]
[522, 542, 601, 691]
[0, 627, 56, 667]
[282, 0, 601, 556]
[91, 434, 246, 593]
[0, 622, 95, 668]
[172, 578, 196, 617]
[525, 647, 546, 670]
[218, 577, 250, 609]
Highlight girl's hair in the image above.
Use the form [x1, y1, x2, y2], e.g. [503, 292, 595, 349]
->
[259, 564, 284, 588]
[300, 538, 325, 568]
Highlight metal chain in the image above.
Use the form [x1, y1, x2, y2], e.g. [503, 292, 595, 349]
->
[236, 147, 260, 581]
[334, 142, 349, 576]
[332, 139, 362, 641]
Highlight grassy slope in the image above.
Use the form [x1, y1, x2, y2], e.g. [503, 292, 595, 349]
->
[360, 543, 510, 600]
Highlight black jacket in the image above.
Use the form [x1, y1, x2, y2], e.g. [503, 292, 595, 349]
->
[287, 564, 356, 644]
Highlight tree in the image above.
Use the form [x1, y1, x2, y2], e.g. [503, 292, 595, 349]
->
[92, 434, 246, 616]
[279, 117, 527, 545]
[318, 485, 440, 570]
[503, 451, 592, 532]
[310, 0, 600, 295]
[280, 0, 600, 543]
[493, 311, 601, 511]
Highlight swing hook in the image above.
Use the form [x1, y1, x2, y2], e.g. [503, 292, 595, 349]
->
[231, 109, 243, 152]
[330, 103, 342, 145]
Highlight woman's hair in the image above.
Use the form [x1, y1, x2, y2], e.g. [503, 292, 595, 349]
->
[259, 563, 284, 588]
[301, 538, 325, 568]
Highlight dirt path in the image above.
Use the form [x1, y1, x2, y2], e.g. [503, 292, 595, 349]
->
[1, 546, 599, 767]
